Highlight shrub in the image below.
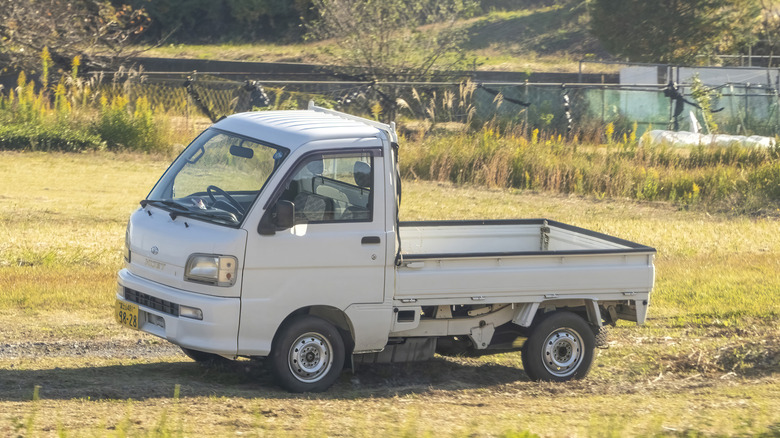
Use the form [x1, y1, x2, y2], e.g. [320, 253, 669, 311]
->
[0, 55, 175, 154]
[0, 123, 104, 152]
[746, 162, 780, 202]
[93, 95, 167, 153]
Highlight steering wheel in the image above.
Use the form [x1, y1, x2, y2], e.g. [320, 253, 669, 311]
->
[207, 185, 245, 215]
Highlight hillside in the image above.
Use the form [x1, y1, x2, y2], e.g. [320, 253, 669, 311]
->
[143, 3, 604, 73]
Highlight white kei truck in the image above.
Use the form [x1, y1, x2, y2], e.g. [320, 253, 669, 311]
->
[116, 103, 656, 392]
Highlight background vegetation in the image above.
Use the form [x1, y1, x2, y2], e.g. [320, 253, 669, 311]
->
[2, 64, 778, 214]
[402, 126, 780, 213]
[5, 0, 779, 78]
[589, 0, 763, 64]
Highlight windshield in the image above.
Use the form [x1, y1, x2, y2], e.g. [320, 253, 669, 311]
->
[146, 128, 287, 227]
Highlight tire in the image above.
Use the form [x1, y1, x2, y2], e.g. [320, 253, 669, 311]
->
[521, 311, 595, 382]
[594, 325, 609, 348]
[180, 347, 232, 365]
[269, 315, 346, 393]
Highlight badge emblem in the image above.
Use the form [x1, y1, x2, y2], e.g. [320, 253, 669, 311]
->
[151, 246, 159, 255]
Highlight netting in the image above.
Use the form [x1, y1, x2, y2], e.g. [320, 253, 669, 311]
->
[100, 72, 780, 138]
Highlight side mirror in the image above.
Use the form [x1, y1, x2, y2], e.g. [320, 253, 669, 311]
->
[275, 200, 295, 229]
[258, 200, 295, 235]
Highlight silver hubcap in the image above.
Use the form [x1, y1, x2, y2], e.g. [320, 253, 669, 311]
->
[288, 332, 333, 383]
[541, 328, 583, 377]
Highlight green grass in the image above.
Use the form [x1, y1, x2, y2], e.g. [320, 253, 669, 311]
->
[0, 152, 163, 314]
[462, 5, 600, 72]
[1, 152, 779, 436]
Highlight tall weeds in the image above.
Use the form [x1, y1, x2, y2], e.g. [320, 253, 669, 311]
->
[0, 56, 175, 153]
[400, 126, 780, 212]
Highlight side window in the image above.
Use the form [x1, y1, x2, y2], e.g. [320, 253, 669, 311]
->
[280, 152, 373, 224]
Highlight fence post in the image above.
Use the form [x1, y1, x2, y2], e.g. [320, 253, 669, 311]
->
[745, 83, 750, 131]
[601, 85, 606, 125]
[776, 73, 780, 131]
[562, 84, 572, 136]
[524, 80, 529, 128]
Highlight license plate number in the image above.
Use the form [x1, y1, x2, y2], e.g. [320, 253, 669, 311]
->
[116, 300, 139, 330]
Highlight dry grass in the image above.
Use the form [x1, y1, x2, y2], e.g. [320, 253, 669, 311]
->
[144, 42, 333, 65]
[1, 152, 779, 436]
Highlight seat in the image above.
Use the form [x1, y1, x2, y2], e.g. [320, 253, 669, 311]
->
[315, 184, 349, 217]
[293, 192, 334, 223]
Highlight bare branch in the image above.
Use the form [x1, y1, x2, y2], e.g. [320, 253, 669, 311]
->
[0, 0, 151, 75]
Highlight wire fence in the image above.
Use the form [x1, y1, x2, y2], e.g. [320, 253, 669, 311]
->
[104, 71, 780, 139]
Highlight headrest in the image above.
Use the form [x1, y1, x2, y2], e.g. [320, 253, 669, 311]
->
[354, 161, 371, 188]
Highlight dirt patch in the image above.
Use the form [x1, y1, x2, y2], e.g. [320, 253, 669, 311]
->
[0, 339, 182, 360]
[655, 341, 780, 376]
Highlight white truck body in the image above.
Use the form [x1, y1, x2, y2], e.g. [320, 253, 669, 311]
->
[116, 104, 655, 392]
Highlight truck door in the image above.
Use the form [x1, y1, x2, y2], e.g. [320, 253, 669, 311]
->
[238, 147, 388, 354]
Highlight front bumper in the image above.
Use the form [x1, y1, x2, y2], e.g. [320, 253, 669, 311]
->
[116, 268, 240, 357]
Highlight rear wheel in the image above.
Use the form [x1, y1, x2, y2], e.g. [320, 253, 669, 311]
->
[521, 311, 595, 381]
[269, 315, 346, 393]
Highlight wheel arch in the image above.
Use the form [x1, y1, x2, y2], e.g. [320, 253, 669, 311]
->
[526, 299, 603, 329]
[273, 306, 355, 354]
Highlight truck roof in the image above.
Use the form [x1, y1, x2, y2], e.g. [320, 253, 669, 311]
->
[211, 103, 397, 151]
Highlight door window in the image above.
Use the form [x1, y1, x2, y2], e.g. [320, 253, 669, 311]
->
[280, 153, 373, 224]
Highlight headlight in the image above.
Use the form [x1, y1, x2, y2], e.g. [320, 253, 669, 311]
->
[184, 254, 238, 287]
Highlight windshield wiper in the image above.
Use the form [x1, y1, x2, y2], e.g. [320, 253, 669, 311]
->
[140, 199, 188, 210]
[140, 199, 192, 220]
[178, 209, 239, 225]
[141, 199, 239, 224]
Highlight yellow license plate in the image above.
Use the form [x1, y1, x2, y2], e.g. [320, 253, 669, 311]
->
[116, 300, 139, 330]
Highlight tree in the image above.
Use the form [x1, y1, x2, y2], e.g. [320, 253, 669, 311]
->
[115, 0, 312, 41]
[306, 0, 478, 120]
[589, 0, 762, 64]
[748, 0, 780, 65]
[0, 0, 149, 75]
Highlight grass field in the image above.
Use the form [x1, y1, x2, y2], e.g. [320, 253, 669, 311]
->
[1, 152, 779, 437]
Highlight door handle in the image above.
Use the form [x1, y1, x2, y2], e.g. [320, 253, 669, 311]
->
[361, 236, 381, 244]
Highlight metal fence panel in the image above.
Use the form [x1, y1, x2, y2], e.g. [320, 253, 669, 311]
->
[98, 72, 780, 138]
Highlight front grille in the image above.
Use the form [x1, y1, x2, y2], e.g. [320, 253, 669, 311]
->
[125, 287, 180, 316]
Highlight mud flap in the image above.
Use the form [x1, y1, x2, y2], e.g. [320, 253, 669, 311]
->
[352, 337, 436, 364]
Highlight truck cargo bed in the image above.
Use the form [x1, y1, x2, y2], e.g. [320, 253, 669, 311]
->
[396, 219, 656, 306]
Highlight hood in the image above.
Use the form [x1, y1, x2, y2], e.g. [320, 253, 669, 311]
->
[126, 205, 248, 298]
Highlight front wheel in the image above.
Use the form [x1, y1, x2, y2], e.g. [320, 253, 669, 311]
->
[269, 315, 346, 393]
[521, 311, 595, 382]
